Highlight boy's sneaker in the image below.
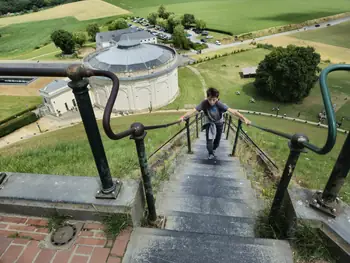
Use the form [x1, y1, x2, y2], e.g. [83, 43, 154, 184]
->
[208, 154, 216, 160]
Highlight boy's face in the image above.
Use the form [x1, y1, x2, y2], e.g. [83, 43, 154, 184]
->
[207, 96, 218, 106]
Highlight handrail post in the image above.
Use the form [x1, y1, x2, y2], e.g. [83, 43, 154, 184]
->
[196, 113, 199, 138]
[310, 132, 350, 217]
[185, 118, 192, 154]
[226, 115, 232, 140]
[231, 119, 242, 156]
[130, 122, 157, 224]
[68, 78, 120, 199]
[223, 113, 227, 133]
[269, 133, 309, 222]
[200, 112, 203, 128]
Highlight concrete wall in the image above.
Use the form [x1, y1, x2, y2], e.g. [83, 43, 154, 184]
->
[89, 66, 179, 112]
[41, 90, 76, 116]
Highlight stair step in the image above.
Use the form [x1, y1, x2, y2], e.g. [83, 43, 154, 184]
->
[156, 193, 258, 218]
[164, 211, 256, 237]
[159, 177, 255, 200]
[181, 161, 244, 174]
[123, 228, 294, 263]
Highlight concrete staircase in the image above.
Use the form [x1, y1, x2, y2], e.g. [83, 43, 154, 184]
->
[123, 131, 293, 263]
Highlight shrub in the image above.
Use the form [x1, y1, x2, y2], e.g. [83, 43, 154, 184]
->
[0, 105, 38, 125]
[0, 112, 38, 138]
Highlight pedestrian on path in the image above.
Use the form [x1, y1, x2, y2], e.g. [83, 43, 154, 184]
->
[180, 87, 251, 160]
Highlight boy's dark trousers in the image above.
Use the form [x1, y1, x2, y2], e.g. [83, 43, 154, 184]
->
[205, 123, 224, 155]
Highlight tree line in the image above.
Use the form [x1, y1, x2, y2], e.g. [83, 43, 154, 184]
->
[0, 0, 81, 15]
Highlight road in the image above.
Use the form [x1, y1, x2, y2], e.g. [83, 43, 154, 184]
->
[187, 15, 350, 54]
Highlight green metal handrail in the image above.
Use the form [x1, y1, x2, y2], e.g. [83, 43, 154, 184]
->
[303, 64, 350, 154]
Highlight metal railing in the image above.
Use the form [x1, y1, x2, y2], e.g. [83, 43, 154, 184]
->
[0, 62, 349, 224]
[224, 64, 350, 220]
[0, 63, 202, 225]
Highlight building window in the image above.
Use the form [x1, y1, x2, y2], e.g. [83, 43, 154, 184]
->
[44, 98, 47, 103]
[65, 103, 69, 111]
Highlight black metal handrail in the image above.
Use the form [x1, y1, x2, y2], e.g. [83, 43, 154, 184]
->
[228, 121, 279, 170]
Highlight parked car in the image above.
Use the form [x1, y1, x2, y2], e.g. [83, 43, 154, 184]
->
[215, 40, 221, 45]
[201, 31, 209, 36]
[315, 24, 320, 27]
[201, 38, 207, 43]
[206, 35, 213, 39]
[327, 23, 331, 26]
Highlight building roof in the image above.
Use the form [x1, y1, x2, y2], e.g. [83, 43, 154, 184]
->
[84, 41, 176, 73]
[96, 28, 154, 44]
[242, 67, 257, 76]
[119, 31, 155, 41]
[40, 79, 69, 95]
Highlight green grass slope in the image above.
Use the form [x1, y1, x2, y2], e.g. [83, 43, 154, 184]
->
[191, 49, 350, 129]
[242, 114, 349, 203]
[0, 112, 184, 178]
[0, 96, 42, 121]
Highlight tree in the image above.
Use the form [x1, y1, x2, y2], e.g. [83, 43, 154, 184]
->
[254, 45, 321, 103]
[195, 19, 206, 30]
[108, 18, 128, 31]
[172, 25, 190, 50]
[156, 18, 168, 30]
[73, 32, 87, 48]
[51, 29, 75, 54]
[158, 4, 169, 19]
[86, 23, 100, 41]
[147, 12, 158, 25]
[182, 14, 195, 27]
[167, 14, 181, 33]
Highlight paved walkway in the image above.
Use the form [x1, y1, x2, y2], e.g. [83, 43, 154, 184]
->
[0, 213, 131, 263]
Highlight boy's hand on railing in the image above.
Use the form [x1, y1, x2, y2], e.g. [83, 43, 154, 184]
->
[244, 119, 251, 126]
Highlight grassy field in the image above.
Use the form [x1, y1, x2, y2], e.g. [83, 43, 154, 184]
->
[161, 67, 204, 110]
[190, 48, 350, 130]
[105, 0, 350, 34]
[0, 0, 129, 26]
[240, 114, 349, 203]
[292, 21, 350, 49]
[0, 112, 185, 178]
[0, 16, 119, 59]
[0, 96, 42, 121]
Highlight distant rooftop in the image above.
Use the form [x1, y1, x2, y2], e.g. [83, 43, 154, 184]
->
[96, 28, 154, 44]
[241, 67, 257, 76]
[84, 41, 175, 73]
[40, 79, 68, 95]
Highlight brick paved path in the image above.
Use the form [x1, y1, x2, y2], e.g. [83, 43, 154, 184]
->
[0, 214, 132, 263]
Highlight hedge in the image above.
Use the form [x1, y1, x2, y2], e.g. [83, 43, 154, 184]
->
[0, 112, 38, 138]
[204, 28, 233, 36]
[0, 105, 38, 126]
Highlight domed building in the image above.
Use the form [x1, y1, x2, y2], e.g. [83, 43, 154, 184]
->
[83, 39, 179, 112]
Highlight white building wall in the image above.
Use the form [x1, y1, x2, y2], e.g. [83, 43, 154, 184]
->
[89, 67, 178, 112]
[47, 90, 76, 116]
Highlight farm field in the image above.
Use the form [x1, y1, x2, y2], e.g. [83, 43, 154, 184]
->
[105, 0, 350, 34]
[241, 114, 349, 203]
[0, 96, 41, 121]
[257, 36, 350, 64]
[0, 16, 118, 59]
[292, 20, 350, 49]
[0, 0, 129, 26]
[0, 112, 185, 178]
